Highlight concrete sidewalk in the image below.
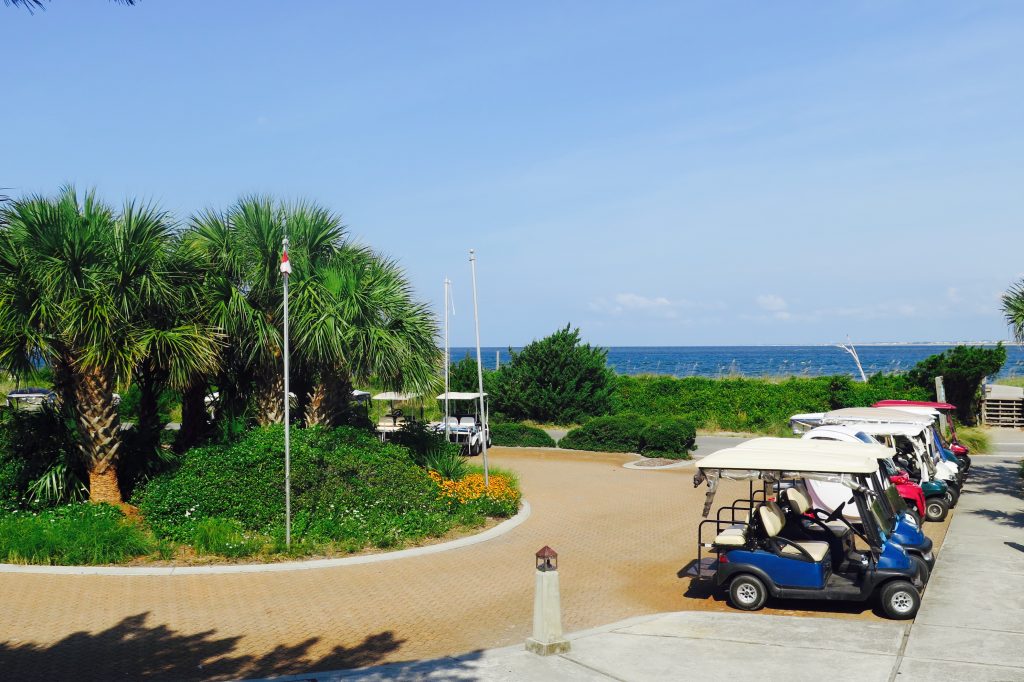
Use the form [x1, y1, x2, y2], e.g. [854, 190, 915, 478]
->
[247, 449, 1024, 682]
[895, 453, 1024, 680]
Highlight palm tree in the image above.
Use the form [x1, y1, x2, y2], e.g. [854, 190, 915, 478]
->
[294, 246, 441, 426]
[1002, 280, 1024, 343]
[184, 196, 347, 428]
[0, 188, 217, 504]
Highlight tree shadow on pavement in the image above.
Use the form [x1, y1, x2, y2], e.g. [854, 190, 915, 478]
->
[963, 460, 1024, 499]
[0, 612, 424, 682]
[969, 507, 1024, 529]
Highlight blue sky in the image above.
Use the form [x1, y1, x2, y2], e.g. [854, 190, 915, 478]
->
[2, 1, 1022, 346]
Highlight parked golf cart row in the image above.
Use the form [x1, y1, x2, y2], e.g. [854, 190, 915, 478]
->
[370, 391, 491, 456]
[791, 403, 970, 522]
[691, 401, 970, 620]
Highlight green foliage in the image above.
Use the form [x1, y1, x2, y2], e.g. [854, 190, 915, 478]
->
[191, 517, 262, 558]
[955, 427, 990, 454]
[136, 426, 457, 551]
[489, 422, 556, 448]
[424, 447, 469, 481]
[0, 504, 154, 565]
[612, 374, 928, 434]
[906, 344, 1007, 424]
[447, 354, 499, 394]
[389, 420, 460, 467]
[560, 413, 696, 458]
[493, 325, 615, 424]
[117, 384, 179, 424]
[640, 417, 697, 459]
[0, 407, 85, 511]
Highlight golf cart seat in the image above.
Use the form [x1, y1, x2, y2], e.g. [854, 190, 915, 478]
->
[759, 502, 830, 562]
[783, 488, 850, 537]
[713, 525, 748, 547]
[458, 416, 477, 428]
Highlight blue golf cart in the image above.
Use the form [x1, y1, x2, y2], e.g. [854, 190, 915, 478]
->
[693, 439, 925, 619]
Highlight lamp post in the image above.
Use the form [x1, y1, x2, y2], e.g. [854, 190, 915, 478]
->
[526, 546, 570, 656]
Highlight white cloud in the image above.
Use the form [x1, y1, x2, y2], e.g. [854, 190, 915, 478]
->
[589, 292, 725, 319]
[756, 294, 788, 312]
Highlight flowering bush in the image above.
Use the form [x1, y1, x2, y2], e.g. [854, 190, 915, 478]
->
[428, 470, 521, 517]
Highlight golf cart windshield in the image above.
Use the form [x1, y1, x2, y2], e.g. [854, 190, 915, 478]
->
[869, 496, 894, 538]
[885, 485, 909, 516]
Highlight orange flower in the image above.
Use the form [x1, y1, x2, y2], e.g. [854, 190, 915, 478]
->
[428, 471, 520, 505]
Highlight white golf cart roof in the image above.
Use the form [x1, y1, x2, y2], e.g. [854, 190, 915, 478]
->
[372, 392, 420, 401]
[797, 427, 898, 460]
[351, 390, 371, 402]
[883, 406, 940, 419]
[436, 392, 487, 400]
[833, 421, 926, 438]
[697, 438, 879, 475]
[823, 407, 932, 426]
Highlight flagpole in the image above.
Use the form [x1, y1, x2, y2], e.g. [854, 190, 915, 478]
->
[282, 234, 292, 550]
[444, 277, 451, 440]
[469, 249, 489, 488]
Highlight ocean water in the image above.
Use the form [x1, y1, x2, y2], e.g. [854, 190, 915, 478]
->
[449, 345, 1024, 380]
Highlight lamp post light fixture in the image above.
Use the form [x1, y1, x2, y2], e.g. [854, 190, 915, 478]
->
[535, 545, 558, 572]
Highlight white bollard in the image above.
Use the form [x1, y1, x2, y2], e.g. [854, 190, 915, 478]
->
[526, 546, 570, 656]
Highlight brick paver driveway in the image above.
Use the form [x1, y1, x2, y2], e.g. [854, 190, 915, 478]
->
[0, 447, 946, 681]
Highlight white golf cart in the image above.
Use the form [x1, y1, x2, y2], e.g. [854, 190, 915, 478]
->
[432, 391, 491, 455]
[373, 392, 421, 442]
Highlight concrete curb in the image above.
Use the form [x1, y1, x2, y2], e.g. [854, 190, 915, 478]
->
[0, 500, 531, 576]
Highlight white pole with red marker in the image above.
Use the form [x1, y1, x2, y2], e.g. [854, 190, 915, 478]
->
[281, 235, 293, 549]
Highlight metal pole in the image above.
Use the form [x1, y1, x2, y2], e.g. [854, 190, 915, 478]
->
[469, 249, 489, 487]
[282, 235, 291, 550]
[444, 277, 451, 440]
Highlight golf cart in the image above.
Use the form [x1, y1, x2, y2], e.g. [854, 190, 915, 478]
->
[751, 433, 935, 577]
[818, 408, 963, 507]
[432, 392, 491, 455]
[798, 424, 927, 524]
[693, 438, 924, 619]
[372, 392, 421, 442]
[5, 387, 57, 411]
[875, 402, 971, 475]
[874, 400, 971, 467]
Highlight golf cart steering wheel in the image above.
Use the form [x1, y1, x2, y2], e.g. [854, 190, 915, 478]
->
[815, 498, 871, 545]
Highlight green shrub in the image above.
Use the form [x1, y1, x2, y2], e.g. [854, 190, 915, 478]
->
[560, 414, 647, 453]
[0, 504, 154, 565]
[640, 417, 696, 459]
[191, 517, 262, 558]
[0, 407, 85, 510]
[448, 354, 499, 394]
[907, 344, 1007, 424]
[425, 446, 469, 481]
[490, 423, 556, 448]
[560, 414, 696, 459]
[493, 325, 615, 424]
[136, 426, 455, 550]
[956, 427, 990, 454]
[117, 384, 179, 425]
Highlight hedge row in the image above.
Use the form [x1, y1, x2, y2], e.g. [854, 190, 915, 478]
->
[611, 374, 928, 434]
[489, 423, 556, 448]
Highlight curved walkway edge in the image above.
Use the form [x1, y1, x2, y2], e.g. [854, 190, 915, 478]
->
[0, 500, 531, 576]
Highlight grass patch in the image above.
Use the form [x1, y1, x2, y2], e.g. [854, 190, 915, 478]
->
[956, 427, 991, 454]
[0, 504, 155, 565]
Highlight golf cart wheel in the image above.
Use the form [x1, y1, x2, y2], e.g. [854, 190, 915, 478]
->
[469, 442, 480, 456]
[944, 486, 959, 508]
[879, 580, 920, 620]
[910, 554, 930, 584]
[925, 497, 948, 522]
[904, 508, 922, 526]
[728, 574, 768, 611]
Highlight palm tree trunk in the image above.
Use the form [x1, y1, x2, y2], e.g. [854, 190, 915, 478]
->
[177, 380, 207, 452]
[136, 365, 163, 455]
[254, 371, 285, 425]
[73, 364, 124, 505]
[305, 383, 329, 426]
